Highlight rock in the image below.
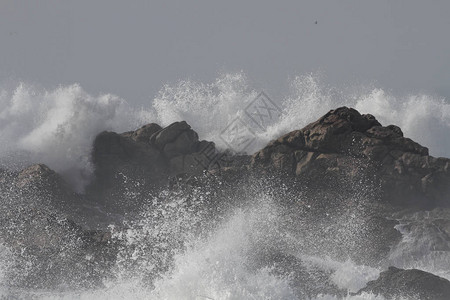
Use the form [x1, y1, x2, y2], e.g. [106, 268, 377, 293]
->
[356, 267, 450, 300]
[92, 130, 166, 183]
[16, 164, 62, 188]
[162, 130, 199, 159]
[151, 121, 194, 147]
[87, 121, 226, 210]
[130, 123, 162, 143]
[251, 107, 449, 208]
[0, 165, 117, 289]
[14, 164, 82, 213]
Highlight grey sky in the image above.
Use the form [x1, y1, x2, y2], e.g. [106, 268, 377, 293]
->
[1, 0, 450, 104]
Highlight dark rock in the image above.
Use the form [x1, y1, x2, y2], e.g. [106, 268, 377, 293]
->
[87, 121, 225, 210]
[356, 267, 450, 300]
[162, 129, 199, 159]
[151, 121, 194, 149]
[251, 107, 449, 208]
[130, 123, 162, 143]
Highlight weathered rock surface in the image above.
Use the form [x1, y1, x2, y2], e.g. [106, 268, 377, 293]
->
[357, 267, 450, 300]
[91, 122, 222, 183]
[251, 107, 450, 208]
[87, 121, 230, 210]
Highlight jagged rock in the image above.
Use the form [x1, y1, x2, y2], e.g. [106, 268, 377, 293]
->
[356, 267, 450, 300]
[129, 123, 162, 143]
[251, 107, 449, 208]
[150, 121, 196, 153]
[16, 164, 63, 188]
[87, 121, 226, 210]
[92, 130, 166, 184]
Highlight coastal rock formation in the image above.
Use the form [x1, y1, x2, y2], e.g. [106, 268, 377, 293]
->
[356, 267, 450, 300]
[252, 107, 450, 208]
[87, 107, 449, 209]
[2, 107, 448, 294]
[90, 121, 219, 188]
[87, 121, 222, 209]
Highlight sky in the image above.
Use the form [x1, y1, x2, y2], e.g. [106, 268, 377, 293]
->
[1, 0, 450, 104]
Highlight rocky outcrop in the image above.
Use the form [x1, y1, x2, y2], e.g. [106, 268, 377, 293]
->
[251, 107, 450, 208]
[0, 165, 117, 289]
[356, 267, 450, 300]
[91, 121, 221, 186]
[84, 107, 449, 211]
[86, 121, 226, 210]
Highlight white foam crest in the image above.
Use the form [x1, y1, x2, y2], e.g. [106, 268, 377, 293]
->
[0, 83, 154, 191]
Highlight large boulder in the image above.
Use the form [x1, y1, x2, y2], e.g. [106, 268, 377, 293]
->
[91, 121, 220, 183]
[356, 267, 450, 300]
[87, 121, 226, 209]
[251, 107, 450, 208]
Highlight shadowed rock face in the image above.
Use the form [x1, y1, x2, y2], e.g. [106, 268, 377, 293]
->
[87, 121, 220, 210]
[91, 121, 220, 183]
[356, 267, 450, 300]
[252, 107, 449, 208]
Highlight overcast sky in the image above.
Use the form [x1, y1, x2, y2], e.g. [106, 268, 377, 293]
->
[1, 0, 449, 104]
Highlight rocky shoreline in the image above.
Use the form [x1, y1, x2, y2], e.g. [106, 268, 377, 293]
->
[1, 107, 449, 298]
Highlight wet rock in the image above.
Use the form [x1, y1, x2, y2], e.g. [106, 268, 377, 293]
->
[251, 107, 449, 208]
[356, 267, 450, 300]
[130, 123, 162, 143]
[87, 121, 226, 210]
